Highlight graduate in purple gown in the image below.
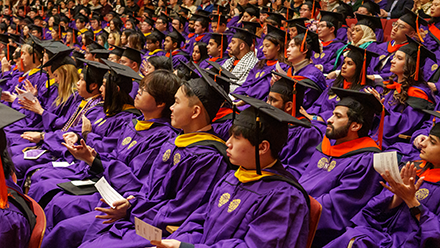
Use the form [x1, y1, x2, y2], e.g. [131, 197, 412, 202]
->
[284, 25, 326, 110]
[43, 64, 231, 248]
[233, 24, 289, 102]
[34, 70, 180, 239]
[184, 14, 211, 56]
[152, 94, 311, 248]
[299, 88, 384, 247]
[325, 117, 440, 248]
[268, 72, 323, 179]
[164, 27, 190, 69]
[140, 30, 166, 75]
[304, 45, 380, 134]
[74, 14, 90, 46]
[334, 2, 355, 43]
[90, 13, 104, 40]
[312, 11, 345, 74]
[11, 58, 105, 183]
[119, 47, 145, 99]
[198, 33, 229, 69]
[255, 12, 284, 60]
[377, 38, 435, 150]
[0, 106, 33, 248]
[371, 10, 436, 82]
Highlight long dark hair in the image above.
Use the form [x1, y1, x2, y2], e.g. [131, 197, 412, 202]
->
[387, 53, 425, 104]
[193, 42, 209, 63]
[257, 35, 285, 68]
[148, 56, 172, 71]
[330, 56, 374, 95]
[103, 72, 134, 116]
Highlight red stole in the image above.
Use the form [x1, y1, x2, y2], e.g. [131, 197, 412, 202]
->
[387, 41, 407, 54]
[429, 23, 440, 40]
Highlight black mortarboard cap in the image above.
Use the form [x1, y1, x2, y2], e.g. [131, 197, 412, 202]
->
[346, 44, 379, 85]
[211, 14, 227, 24]
[236, 4, 245, 13]
[8, 34, 21, 44]
[261, 6, 273, 14]
[197, 9, 211, 17]
[30, 24, 43, 34]
[75, 13, 89, 23]
[356, 13, 383, 30]
[101, 58, 142, 81]
[43, 40, 71, 57]
[399, 35, 436, 81]
[286, 18, 307, 28]
[266, 24, 286, 42]
[336, 2, 354, 19]
[192, 13, 211, 24]
[266, 12, 285, 27]
[143, 7, 154, 17]
[126, 17, 140, 26]
[185, 62, 232, 121]
[121, 46, 144, 64]
[232, 26, 257, 47]
[333, 87, 382, 115]
[109, 44, 124, 57]
[244, 4, 259, 17]
[242, 21, 261, 33]
[179, 6, 190, 15]
[320, 11, 343, 29]
[296, 24, 320, 53]
[167, 26, 186, 47]
[88, 41, 105, 50]
[174, 14, 188, 26]
[90, 48, 110, 59]
[42, 48, 75, 72]
[400, 8, 428, 31]
[271, 70, 321, 117]
[76, 57, 109, 87]
[303, 0, 321, 18]
[143, 16, 155, 26]
[176, 58, 199, 80]
[207, 60, 238, 80]
[213, 4, 228, 15]
[0, 103, 25, 129]
[360, 0, 380, 16]
[232, 93, 310, 174]
[158, 12, 172, 24]
[280, 7, 295, 20]
[422, 110, 440, 138]
[204, 69, 233, 94]
[147, 29, 166, 42]
[27, 35, 45, 63]
[90, 12, 103, 22]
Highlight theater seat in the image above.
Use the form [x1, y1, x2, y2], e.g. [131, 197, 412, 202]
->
[26, 195, 46, 248]
[307, 196, 322, 248]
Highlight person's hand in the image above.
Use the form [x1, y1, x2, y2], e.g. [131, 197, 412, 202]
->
[326, 71, 337, 79]
[63, 132, 79, 146]
[150, 240, 182, 248]
[62, 139, 96, 165]
[400, 162, 418, 185]
[299, 106, 314, 121]
[23, 79, 38, 96]
[315, 64, 323, 71]
[94, 195, 135, 224]
[379, 9, 388, 17]
[234, 100, 246, 106]
[19, 97, 44, 115]
[413, 134, 427, 149]
[364, 87, 384, 104]
[428, 82, 437, 93]
[82, 115, 92, 133]
[1, 56, 11, 72]
[380, 169, 424, 208]
[270, 74, 281, 86]
[1, 90, 17, 102]
[21, 131, 43, 143]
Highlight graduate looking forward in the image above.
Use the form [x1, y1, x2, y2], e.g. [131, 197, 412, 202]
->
[299, 88, 384, 247]
[152, 95, 311, 248]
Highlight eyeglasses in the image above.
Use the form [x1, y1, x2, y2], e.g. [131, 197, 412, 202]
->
[392, 22, 407, 30]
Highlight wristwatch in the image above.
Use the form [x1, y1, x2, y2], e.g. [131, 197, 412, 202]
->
[409, 205, 422, 217]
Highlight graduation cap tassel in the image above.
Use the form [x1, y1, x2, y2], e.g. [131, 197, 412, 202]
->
[416, 16, 424, 43]
[217, 14, 220, 33]
[360, 49, 367, 85]
[377, 106, 385, 149]
[300, 30, 308, 52]
[220, 35, 223, 59]
[20, 52, 24, 71]
[311, 1, 316, 20]
[284, 31, 287, 58]
[292, 82, 297, 117]
[0, 157, 9, 209]
[6, 44, 9, 61]
[414, 46, 421, 81]
[255, 110, 262, 175]
[58, 25, 61, 39]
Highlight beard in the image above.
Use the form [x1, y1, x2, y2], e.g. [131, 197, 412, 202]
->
[188, 27, 195, 33]
[326, 122, 351, 140]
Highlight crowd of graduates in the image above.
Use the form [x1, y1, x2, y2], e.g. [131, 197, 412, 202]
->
[1, 0, 440, 247]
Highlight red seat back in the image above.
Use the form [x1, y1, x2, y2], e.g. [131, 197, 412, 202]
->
[306, 196, 322, 248]
[26, 195, 46, 248]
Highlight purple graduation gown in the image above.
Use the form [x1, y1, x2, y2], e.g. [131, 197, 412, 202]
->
[167, 50, 190, 69]
[35, 118, 177, 235]
[184, 33, 211, 56]
[198, 57, 227, 70]
[325, 162, 440, 248]
[168, 162, 310, 248]
[42, 131, 230, 248]
[233, 61, 289, 102]
[1, 179, 31, 248]
[140, 49, 166, 73]
[281, 122, 323, 179]
[381, 84, 434, 149]
[299, 136, 383, 247]
[312, 40, 345, 74]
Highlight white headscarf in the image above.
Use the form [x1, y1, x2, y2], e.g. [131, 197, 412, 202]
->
[352, 24, 377, 47]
